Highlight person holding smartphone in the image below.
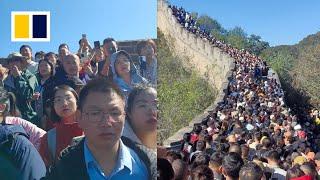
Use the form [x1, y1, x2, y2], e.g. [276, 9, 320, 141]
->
[0, 64, 9, 87]
[84, 46, 104, 79]
[78, 34, 93, 64]
[3, 53, 39, 126]
[97, 38, 118, 80]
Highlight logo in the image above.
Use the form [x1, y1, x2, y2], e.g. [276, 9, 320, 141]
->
[11, 11, 50, 42]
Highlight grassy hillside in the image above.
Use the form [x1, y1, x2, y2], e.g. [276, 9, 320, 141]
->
[157, 29, 217, 144]
[260, 32, 320, 110]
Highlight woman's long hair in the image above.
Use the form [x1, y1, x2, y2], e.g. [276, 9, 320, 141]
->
[0, 88, 21, 123]
[50, 85, 78, 123]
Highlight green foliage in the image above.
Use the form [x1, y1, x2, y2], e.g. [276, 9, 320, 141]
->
[260, 46, 296, 78]
[261, 32, 320, 108]
[225, 27, 248, 50]
[157, 29, 216, 143]
[248, 34, 270, 55]
[195, 16, 270, 55]
[190, 12, 198, 20]
[196, 15, 226, 34]
[211, 29, 226, 42]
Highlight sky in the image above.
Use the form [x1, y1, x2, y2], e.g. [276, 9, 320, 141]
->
[169, 0, 320, 47]
[0, 0, 156, 57]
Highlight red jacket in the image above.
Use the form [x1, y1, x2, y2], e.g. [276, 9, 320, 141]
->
[39, 121, 83, 167]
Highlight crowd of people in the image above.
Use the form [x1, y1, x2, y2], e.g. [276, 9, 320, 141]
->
[169, 4, 261, 57]
[0, 36, 157, 179]
[157, 4, 320, 180]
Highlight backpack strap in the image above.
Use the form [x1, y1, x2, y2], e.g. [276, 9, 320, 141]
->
[0, 124, 29, 147]
[47, 128, 57, 161]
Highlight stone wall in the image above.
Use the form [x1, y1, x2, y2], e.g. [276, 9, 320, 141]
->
[117, 40, 141, 64]
[157, 0, 235, 146]
[157, 0, 234, 90]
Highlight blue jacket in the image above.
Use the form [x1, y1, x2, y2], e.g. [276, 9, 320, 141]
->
[0, 124, 46, 180]
[110, 51, 148, 99]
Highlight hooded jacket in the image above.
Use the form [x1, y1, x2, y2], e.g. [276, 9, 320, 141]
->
[110, 50, 148, 99]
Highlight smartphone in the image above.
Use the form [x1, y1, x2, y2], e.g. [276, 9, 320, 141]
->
[94, 41, 100, 49]
[82, 34, 86, 39]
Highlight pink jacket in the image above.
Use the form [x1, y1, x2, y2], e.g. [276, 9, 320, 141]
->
[5, 116, 46, 150]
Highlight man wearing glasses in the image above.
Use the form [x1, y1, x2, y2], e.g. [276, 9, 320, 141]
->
[46, 78, 156, 179]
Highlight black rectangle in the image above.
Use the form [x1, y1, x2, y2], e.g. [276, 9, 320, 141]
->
[32, 15, 47, 38]
[94, 41, 100, 49]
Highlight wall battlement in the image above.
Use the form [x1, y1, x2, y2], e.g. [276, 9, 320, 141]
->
[158, 0, 235, 146]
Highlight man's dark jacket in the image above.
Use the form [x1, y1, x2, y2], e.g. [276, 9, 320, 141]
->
[45, 136, 156, 180]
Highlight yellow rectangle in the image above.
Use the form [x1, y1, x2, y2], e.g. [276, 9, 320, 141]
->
[14, 15, 29, 38]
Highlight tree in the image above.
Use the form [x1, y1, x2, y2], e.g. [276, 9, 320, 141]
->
[190, 12, 198, 20]
[248, 34, 270, 55]
[228, 26, 247, 38]
[226, 27, 248, 49]
[196, 15, 225, 33]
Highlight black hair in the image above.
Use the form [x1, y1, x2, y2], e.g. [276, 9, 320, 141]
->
[58, 43, 69, 50]
[78, 78, 124, 111]
[171, 159, 186, 180]
[191, 153, 210, 169]
[166, 150, 181, 163]
[37, 59, 54, 78]
[190, 165, 214, 180]
[45, 52, 57, 58]
[50, 85, 78, 122]
[267, 150, 280, 161]
[262, 138, 272, 148]
[300, 161, 317, 178]
[126, 84, 156, 115]
[0, 88, 21, 119]
[183, 132, 191, 142]
[286, 165, 305, 179]
[196, 140, 206, 151]
[35, 51, 45, 58]
[113, 50, 133, 76]
[210, 151, 225, 168]
[239, 162, 264, 180]
[254, 131, 262, 141]
[222, 152, 244, 179]
[103, 37, 115, 45]
[19, 45, 32, 53]
[193, 124, 202, 134]
[125, 84, 156, 130]
[157, 158, 174, 180]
